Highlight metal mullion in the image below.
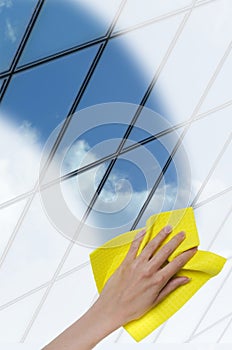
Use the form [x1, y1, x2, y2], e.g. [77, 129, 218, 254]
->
[0, 0, 217, 81]
[0, 261, 90, 312]
[19, 1, 128, 342]
[191, 132, 232, 207]
[0, 0, 128, 273]
[1, 98, 231, 211]
[130, 38, 232, 232]
[194, 186, 232, 209]
[0, 0, 46, 102]
[78, 0, 198, 231]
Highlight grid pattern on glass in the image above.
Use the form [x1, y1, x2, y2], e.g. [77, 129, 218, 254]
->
[0, 0, 231, 345]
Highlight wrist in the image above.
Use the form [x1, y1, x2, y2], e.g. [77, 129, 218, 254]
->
[90, 297, 122, 338]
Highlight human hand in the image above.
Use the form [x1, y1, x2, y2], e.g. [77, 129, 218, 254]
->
[96, 226, 197, 328]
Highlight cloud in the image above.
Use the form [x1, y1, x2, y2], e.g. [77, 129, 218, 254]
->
[5, 18, 17, 43]
[0, 0, 12, 10]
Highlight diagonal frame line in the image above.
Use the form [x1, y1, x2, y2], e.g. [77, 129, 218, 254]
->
[74, 0, 200, 231]
[217, 314, 232, 342]
[0, 0, 218, 80]
[149, 41, 232, 345]
[189, 310, 232, 340]
[0, 261, 90, 311]
[114, 0, 200, 342]
[0, 192, 231, 313]
[186, 261, 232, 342]
[194, 185, 232, 209]
[0, 192, 230, 314]
[19, 0, 128, 342]
[0, 0, 127, 273]
[191, 132, 232, 207]
[206, 205, 232, 250]
[0, 98, 231, 211]
[133, 39, 232, 233]
[0, 0, 46, 102]
[19, 1, 196, 341]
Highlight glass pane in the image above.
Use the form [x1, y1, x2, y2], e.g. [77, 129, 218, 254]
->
[0, 200, 26, 257]
[114, 0, 192, 32]
[0, 288, 45, 342]
[1, 45, 99, 143]
[78, 11, 183, 111]
[194, 190, 232, 255]
[152, 0, 232, 125]
[19, 0, 122, 65]
[76, 129, 188, 247]
[46, 103, 139, 180]
[0, 195, 69, 306]
[0, 45, 99, 204]
[180, 105, 232, 205]
[189, 259, 232, 339]
[0, 0, 37, 73]
[23, 265, 96, 346]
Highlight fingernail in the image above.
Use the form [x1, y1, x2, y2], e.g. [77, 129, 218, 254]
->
[136, 229, 146, 238]
[182, 277, 191, 284]
[179, 231, 186, 239]
[164, 225, 172, 234]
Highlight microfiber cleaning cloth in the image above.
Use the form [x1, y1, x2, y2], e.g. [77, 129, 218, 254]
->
[89, 207, 226, 342]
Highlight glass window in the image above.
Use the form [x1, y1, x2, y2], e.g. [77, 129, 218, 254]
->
[114, 0, 192, 32]
[77, 38, 152, 108]
[0, 200, 26, 257]
[151, 0, 232, 125]
[18, 0, 122, 65]
[0, 195, 70, 306]
[180, 106, 232, 205]
[0, 288, 45, 342]
[194, 190, 232, 255]
[197, 52, 232, 117]
[0, 0, 38, 73]
[76, 129, 186, 247]
[1, 45, 100, 143]
[23, 265, 96, 345]
[0, 45, 99, 203]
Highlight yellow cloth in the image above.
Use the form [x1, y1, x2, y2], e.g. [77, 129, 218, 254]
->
[89, 207, 226, 342]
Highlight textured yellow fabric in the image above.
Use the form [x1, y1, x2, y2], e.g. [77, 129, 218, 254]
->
[89, 207, 226, 342]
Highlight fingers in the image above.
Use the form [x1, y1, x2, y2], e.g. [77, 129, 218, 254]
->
[153, 276, 190, 307]
[139, 225, 173, 261]
[160, 247, 197, 283]
[148, 231, 186, 270]
[124, 229, 146, 262]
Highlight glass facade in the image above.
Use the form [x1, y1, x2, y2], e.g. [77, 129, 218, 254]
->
[0, 0, 231, 346]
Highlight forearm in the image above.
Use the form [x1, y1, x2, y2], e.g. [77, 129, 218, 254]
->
[42, 299, 120, 350]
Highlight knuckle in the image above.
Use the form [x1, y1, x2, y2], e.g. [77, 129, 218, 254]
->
[154, 273, 166, 285]
[162, 245, 172, 256]
[143, 266, 153, 278]
[176, 257, 185, 268]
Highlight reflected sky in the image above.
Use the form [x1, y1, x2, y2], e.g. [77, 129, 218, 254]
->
[0, 0, 184, 245]
[0, 0, 38, 73]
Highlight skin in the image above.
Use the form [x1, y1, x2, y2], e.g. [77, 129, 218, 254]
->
[43, 225, 197, 349]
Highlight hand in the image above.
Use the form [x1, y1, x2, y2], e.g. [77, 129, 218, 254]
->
[96, 226, 197, 328]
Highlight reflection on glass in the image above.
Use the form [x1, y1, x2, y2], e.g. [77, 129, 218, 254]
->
[77, 37, 161, 109]
[0, 0, 37, 73]
[19, 0, 120, 65]
[75, 130, 188, 247]
[0, 45, 99, 144]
